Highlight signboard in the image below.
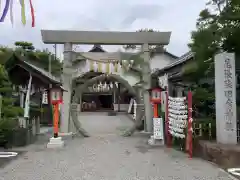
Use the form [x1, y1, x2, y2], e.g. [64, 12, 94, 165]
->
[42, 90, 48, 104]
[215, 52, 237, 144]
[153, 117, 164, 140]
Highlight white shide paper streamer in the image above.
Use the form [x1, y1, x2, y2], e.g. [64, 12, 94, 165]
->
[168, 96, 187, 139]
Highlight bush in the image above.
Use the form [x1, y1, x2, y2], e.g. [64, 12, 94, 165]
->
[11, 127, 28, 147]
[0, 118, 19, 148]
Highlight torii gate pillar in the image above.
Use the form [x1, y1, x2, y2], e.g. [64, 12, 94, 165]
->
[60, 42, 74, 133]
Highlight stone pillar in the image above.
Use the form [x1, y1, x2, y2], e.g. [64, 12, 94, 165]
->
[142, 43, 153, 132]
[215, 52, 237, 144]
[60, 42, 73, 133]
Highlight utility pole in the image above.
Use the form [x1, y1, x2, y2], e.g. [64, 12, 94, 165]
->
[54, 44, 57, 61]
[47, 48, 51, 75]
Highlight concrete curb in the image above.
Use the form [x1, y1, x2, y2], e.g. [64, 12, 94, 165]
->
[219, 168, 239, 180]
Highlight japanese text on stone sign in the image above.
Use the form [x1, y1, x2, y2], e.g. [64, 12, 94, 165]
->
[224, 58, 234, 131]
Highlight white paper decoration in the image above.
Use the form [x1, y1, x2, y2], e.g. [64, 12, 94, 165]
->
[158, 74, 168, 89]
[168, 96, 188, 139]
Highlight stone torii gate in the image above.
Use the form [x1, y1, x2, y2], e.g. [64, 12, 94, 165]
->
[41, 30, 171, 136]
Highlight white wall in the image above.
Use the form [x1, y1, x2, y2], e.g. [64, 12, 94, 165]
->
[150, 53, 176, 71]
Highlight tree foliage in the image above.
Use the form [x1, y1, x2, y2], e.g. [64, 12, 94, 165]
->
[188, 0, 240, 79]
[0, 42, 62, 76]
[0, 65, 23, 119]
[123, 28, 165, 53]
[186, 0, 240, 118]
[121, 29, 166, 70]
[15, 41, 35, 51]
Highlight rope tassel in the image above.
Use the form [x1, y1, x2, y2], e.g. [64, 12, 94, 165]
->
[9, 0, 13, 26]
[19, 0, 26, 25]
[0, 0, 10, 22]
[29, 0, 35, 27]
[0, 0, 35, 27]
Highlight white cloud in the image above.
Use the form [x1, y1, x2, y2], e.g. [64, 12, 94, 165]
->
[0, 0, 206, 57]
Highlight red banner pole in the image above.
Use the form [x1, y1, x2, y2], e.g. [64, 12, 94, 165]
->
[165, 91, 171, 147]
[53, 102, 59, 138]
[187, 91, 193, 158]
[153, 103, 158, 118]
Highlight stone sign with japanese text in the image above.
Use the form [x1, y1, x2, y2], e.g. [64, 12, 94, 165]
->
[215, 52, 237, 144]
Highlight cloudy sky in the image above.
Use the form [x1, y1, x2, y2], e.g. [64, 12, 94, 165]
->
[0, 0, 207, 59]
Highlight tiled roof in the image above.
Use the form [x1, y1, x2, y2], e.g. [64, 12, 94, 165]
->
[151, 51, 194, 75]
[89, 44, 105, 52]
[23, 60, 61, 83]
[167, 51, 194, 67]
[7, 53, 61, 84]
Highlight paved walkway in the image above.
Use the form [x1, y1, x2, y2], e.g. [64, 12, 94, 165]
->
[0, 113, 236, 180]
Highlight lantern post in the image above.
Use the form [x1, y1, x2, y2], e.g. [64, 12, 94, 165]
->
[148, 88, 164, 146]
[150, 88, 161, 118]
[47, 86, 65, 148]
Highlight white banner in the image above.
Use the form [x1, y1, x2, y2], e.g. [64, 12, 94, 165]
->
[158, 74, 168, 89]
[42, 90, 48, 104]
[128, 98, 134, 113]
[133, 100, 137, 120]
[24, 75, 32, 118]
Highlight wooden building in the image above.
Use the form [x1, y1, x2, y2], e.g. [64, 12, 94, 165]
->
[5, 53, 62, 126]
[151, 51, 194, 96]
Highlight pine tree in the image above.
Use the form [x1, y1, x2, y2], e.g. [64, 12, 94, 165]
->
[0, 64, 23, 147]
[0, 64, 23, 120]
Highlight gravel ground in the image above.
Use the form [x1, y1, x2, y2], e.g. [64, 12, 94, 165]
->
[0, 113, 236, 180]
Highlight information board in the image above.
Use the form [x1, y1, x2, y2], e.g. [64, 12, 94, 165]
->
[153, 117, 164, 140]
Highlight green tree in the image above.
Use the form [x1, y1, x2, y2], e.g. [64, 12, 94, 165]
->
[14, 41, 35, 51]
[188, 0, 240, 79]
[0, 46, 13, 65]
[123, 28, 165, 53]
[25, 49, 62, 76]
[0, 42, 62, 76]
[0, 64, 23, 147]
[185, 0, 240, 118]
[0, 65, 23, 118]
[122, 29, 166, 69]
